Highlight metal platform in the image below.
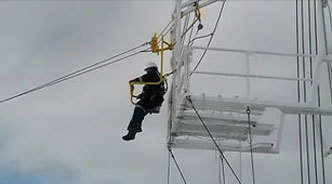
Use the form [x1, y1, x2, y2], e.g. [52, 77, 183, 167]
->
[168, 94, 332, 154]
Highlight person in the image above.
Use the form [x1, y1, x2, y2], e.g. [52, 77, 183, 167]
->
[122, 62, 166, 141]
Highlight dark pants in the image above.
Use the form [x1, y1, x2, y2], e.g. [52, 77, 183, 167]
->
[127, 105, 148, 133]
[127, 95, 164, 133]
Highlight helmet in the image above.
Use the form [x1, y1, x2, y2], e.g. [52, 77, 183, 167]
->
[145, 62, 158, 71]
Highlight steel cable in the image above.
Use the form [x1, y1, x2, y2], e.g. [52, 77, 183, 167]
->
[187, 96, 242, 184]
[168, 149, 188, 184]
[0, 43, 149, 104]
[190, 0, 227, 75]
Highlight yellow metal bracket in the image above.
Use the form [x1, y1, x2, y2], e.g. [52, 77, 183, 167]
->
[150, 34, 175, 77]
[150, 34, 175, 53]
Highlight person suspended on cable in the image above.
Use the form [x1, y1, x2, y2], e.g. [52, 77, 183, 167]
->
[122, 62, 166, 141]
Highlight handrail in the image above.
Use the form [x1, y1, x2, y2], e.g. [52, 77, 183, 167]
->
[192, 71, 313, 82]
[192, 46, 321, 58]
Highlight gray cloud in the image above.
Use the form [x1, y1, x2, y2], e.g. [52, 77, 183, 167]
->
[0, 1, 331, 184]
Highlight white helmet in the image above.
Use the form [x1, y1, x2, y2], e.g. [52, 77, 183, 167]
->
[145, 62, 158, 71]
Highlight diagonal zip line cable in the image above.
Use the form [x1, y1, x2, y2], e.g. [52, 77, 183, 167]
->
[181, 18, 199, 39]
[40, 42, 149, 87]
[42, 49, 148, 87]
[0, 43, 149, 104]
[158, 18, 176, 41]
[168, 148, 188, 184]
[0, 49, 147, 104]
[187, 96, 242, 184]
[188, 33, 213, 46]
[0, 48, 148, 104]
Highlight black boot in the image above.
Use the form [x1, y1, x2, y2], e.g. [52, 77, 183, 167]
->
[122, 131, 137, 141]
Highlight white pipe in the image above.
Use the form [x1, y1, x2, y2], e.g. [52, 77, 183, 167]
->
[192, 71, 314, 82]
[245, 53, 251, 99]
[192, 46, 320, 58]
[181, 0, 221, 17]
[168, 0, 183, 148]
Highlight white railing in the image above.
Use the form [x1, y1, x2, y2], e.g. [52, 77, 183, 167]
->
[189, 46, 332, 105]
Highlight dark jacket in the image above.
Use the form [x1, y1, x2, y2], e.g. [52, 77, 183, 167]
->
[130, 68, 165, 109]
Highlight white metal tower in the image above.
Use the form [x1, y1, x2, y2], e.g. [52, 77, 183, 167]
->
[166, 0, 332, 183]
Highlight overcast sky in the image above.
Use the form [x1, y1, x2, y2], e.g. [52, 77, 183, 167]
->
[0, 1, 331, 184]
